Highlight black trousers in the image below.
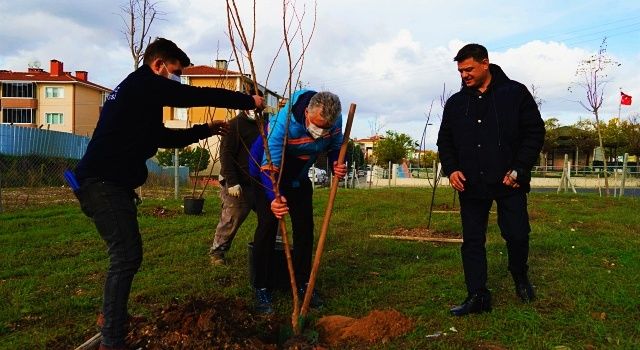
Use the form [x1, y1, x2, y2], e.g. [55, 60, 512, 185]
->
[459, 191, 531, 295]
[77, 179, 142, 348]
[252, 178, 314, 289]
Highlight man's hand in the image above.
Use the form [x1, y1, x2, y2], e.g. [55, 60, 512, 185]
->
[449, 170, 466, 192]
[502, 170, 520, 189]
[227, 184, 242, 198]
[333, 161, 347, 179]
[208, 120, 229, 135]
[253, 95, 266, 111]
[270, 195, 289, 219]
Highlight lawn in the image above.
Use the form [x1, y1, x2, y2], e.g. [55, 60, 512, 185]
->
[1, 187, 639, 349]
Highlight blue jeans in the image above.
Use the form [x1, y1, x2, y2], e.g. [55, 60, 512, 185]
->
[78, 178, 142, 348]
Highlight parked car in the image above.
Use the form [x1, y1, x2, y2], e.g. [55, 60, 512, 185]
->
[308, 167, 328, 184]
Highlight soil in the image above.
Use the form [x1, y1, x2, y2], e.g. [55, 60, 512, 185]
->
[432, 202, 459, 211]
[388, 227, 461, 240]
[125, 296, 283, 350]
[139, 206, 179, 218]
[68, 297, 413, 350]
[316, 309, 414, 347]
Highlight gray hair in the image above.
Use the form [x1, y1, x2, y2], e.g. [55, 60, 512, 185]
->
[308, 91, 341, 124]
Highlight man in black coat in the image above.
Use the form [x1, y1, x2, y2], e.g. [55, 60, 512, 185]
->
[437, 43, 545, 316]
[74, 38, 265, 350]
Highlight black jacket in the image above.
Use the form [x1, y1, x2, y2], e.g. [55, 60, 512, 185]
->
[75, 65, 255, 189]
[219, 112, 260, 187]
[437, 64, 545, 197]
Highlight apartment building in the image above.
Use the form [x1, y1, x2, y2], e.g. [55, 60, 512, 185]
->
[0, 60, 111, 136]
[162, 59, 281, 176]
[163, 59, 280, 128]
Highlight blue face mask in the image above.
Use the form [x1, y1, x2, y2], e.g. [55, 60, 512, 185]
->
[163, 63, 182, 83]
[167, 72, 181, 83]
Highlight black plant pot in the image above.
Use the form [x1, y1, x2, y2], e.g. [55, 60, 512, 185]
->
[183, 196, 205, 215]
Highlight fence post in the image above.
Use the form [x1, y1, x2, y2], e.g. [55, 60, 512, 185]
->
[388, 161, 392, 188]
[620, 153, 628, 197]
[174, 149, 179, 200]
[0, 170, 3, 213]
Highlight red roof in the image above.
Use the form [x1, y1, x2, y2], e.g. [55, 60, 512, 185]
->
[0, 70, 111, 91]
[183, 65, 244, 76]
[355, 135, 385, 143]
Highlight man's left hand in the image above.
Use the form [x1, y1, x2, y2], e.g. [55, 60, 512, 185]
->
[502, 169, 520, 188]
[333, 161, 347, 179]
[208, 120, 229, 135]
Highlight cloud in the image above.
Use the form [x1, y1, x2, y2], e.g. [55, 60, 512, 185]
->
[1, 0, 638, 148]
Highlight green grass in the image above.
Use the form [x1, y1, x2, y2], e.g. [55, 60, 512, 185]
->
[1, 188, 639, 349]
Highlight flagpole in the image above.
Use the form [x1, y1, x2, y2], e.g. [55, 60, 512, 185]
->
[618, 89, 622, 120]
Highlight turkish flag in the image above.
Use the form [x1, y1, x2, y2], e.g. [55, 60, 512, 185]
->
[621, 92, 632, 105]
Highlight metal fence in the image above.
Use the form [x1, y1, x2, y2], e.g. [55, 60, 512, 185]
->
[2, 123, 638, 212]
[0, 125, 190, 212]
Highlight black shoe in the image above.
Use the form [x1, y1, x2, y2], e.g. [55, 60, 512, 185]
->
[450, 292, 492, 316]
[515, 281, 536, 303]
[255, 288, 273, 314]
[299, 284, 324, 308]
[512, 273, 536, 303]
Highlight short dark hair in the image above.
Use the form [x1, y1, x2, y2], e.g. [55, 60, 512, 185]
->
[143, 37, 191, 67]
[454, 43, 488, 62]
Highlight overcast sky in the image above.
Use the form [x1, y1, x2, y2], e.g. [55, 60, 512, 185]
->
[1, 0, 638, 147]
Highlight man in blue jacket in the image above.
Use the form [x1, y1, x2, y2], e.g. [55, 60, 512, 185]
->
[74, 38, 264, 350]
[437, 44, 545, 316]
[249, 90, 347, 313]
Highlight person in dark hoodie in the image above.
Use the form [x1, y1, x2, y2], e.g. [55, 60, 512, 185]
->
[437, 43, 545, 316]
[74, 38, 264, 350]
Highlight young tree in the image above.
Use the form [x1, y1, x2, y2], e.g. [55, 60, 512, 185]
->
[570, 38, 621, 195]
[119, 0, 163, 70]
[373, 131, 417, 166]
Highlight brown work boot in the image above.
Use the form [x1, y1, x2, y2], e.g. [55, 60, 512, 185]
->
[96, 312, 145, 329]
[210, 251, 226, 265]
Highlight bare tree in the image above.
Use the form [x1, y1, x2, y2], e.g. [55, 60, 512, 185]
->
[570, 38, 621, 195]
[119, 0, 164, 70]
[368, 116, 386, 137]
[530, 84, 544, 112]
[225, 0, 317, 334]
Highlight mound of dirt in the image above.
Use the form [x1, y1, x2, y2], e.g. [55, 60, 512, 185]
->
[316, 309, 413, 347]
[388, 227, 461, 239]
[126, 297, 281, 350]
[139, 206, 179, 218]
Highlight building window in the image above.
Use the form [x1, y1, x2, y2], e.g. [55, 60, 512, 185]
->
[45, 113, 64, 124]
[1, 82, 36, 98]
[2, 108, 35, 124]
[45, 86, 64, 98]
[174, 108, 188, 121]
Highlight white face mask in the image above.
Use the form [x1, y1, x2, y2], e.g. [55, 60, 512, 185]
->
[307, 122, 329, 139]
[246, 110, 256, 120]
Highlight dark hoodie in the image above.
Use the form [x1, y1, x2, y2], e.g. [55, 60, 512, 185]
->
[75, 64, 255, 189]
[437, 63, 545, 197]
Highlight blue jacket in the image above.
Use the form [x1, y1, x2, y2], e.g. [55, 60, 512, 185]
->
[252, 89, 343, 200]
